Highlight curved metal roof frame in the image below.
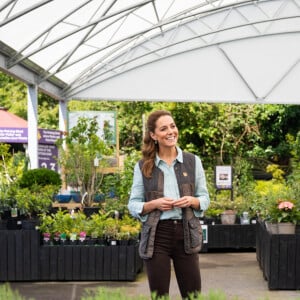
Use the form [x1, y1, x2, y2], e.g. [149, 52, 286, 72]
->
[1, 0, 300, 103]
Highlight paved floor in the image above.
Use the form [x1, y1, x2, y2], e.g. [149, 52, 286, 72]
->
[6, 251, 300, 300]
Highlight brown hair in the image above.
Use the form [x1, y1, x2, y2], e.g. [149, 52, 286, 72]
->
[141, 110, 172, 178]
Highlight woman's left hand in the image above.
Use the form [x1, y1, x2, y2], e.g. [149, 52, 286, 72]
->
[173, 196, 199, 209]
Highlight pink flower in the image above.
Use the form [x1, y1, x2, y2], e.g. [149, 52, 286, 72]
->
[43, 232, 51, 242]
[79, 231, 86, 242]
[79, 231, 86, 238]
[278, 201, 294, 210]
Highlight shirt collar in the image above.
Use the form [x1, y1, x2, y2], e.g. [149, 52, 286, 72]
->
[155, 146, 183, 166]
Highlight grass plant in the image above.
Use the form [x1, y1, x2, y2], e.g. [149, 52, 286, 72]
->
[1, 283, 300, 300]
[0, 283, 34, 300]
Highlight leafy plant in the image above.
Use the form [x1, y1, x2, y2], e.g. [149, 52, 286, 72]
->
[0, 144, 27, 186]
[38, 213, 54, 237]
[85, 212, 108, 238]
[56, 210, 86, 238]
[118, 214, 141, 240]
[15, 184, 57, 218]
[56, 117, 113, 207]
[103, 198, 127, 216]
[103, 217, 120, 240]
[268, 199, 300, 224]
[38, 209, 141, 242]
[18, 168, 62, 188]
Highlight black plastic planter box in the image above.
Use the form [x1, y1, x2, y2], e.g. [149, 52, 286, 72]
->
[200, 224, 256, 252]
[39, 244, 143, 281]
[256, 220, 300, 290]
[0, 230, 143, 282]
[0, 230, 40, 281]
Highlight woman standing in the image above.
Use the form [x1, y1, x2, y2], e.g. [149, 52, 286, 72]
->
[128, 110, 210, 299]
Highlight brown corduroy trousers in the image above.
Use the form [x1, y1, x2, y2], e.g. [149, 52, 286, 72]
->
[144, 220, 201, 299]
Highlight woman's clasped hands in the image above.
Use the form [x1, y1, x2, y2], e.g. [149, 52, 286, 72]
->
[156, 196, 193, 211]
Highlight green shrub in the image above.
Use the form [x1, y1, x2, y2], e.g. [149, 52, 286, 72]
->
[18, 168, 61, 189]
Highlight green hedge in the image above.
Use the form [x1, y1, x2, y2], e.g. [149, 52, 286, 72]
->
[18, 168, 61, 188]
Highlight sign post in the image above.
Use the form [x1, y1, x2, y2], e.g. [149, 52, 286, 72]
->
[215, 165, 233, 200]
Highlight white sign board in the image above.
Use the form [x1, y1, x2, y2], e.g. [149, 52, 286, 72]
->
[215, 165, 233, 190]
[68, 111, 117, 144]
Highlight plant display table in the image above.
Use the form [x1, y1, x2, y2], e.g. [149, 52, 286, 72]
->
[256, 220, 300, 290]
[0, 230, 143, 282]
[201, 224, 256, 252]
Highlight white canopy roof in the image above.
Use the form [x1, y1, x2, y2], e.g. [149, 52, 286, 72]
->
[1, 0, 300, 103]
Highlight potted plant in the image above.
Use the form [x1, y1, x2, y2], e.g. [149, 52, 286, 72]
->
[15, 184, 57, 219]
[118, 214, 141, 245]
[38, 209, 89, 244]
[0, 183, 19, 229]
[85, 212, 107, 245]
[207, 195, 242, 225]
[103, 217, 120, 245]
[266, 199, 299, 234]
[250, 170, 300, 233]
[56, 117, 113, 208]
[203, 204, 223, 224]
[38, 213, 55, 244]
[13, 168, 61, 229]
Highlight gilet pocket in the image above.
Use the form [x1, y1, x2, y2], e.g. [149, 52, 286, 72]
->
[188, 218, 202, 248]
[139, 224, 152, 255]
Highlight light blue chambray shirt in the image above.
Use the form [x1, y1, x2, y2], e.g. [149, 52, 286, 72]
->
[128, 147, 210, 222]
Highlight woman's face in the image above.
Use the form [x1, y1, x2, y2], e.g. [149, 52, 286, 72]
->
[150, 115, 178, 148]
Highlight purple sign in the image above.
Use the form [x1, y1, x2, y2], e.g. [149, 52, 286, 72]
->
[38, 129, 62, 171]
[38, 129, 62, 144]
[38, 144, 58, 171]
[0, 126, 62, 172]
[0, 127, 28, 143]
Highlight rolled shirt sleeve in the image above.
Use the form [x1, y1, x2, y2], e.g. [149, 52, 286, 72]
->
[194, 155, 210, 215]
[127, 163, 147, 221]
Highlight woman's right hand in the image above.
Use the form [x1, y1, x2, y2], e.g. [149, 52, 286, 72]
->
[155, 197, 174, 211]
[142, 197, 174, 214]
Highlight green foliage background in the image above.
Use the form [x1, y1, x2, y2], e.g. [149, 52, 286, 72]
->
[2, 70, 300, 176]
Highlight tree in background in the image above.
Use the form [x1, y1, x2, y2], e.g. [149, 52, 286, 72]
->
[0, 72, 58, 129]
[1, 70, 300, 176]
[56, 117, 113, 207]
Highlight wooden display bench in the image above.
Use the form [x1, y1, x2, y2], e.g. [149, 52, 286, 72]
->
[256, 220, 300, 290]
[0, 230, 143, 282]
[52, 202, 83, 210]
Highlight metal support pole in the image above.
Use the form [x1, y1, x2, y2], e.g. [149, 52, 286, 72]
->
[27, 84, 38, 169]
[59, 100, 68, 134]
[59, 99, 68, 189]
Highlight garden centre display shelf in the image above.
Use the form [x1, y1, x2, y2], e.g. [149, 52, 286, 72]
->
[0, 230, 143, 282]
[256, 220, 300, 290]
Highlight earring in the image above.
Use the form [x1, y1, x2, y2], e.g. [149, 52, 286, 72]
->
[154, 140, 157, 144]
